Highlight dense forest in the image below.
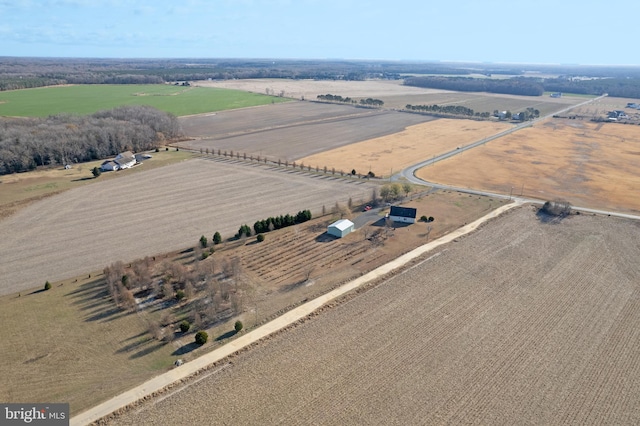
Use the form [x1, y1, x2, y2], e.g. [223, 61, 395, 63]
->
[404, 75, 640, 98]
[0, 105, 182, 175]
[2, 57, 640, 97]
[404, 76, 545, 96]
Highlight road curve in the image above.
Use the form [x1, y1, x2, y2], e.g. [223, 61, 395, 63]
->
[394, 94, 607, 182]
[70, 201, 523, 426]
[393, 94, 640, 221]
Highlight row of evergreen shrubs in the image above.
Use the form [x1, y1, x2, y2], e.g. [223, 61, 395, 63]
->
[253, 210, 312, 235]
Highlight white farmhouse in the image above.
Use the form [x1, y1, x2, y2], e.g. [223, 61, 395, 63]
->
[389, 206, 417, 224]
[114, 151, 136, 169]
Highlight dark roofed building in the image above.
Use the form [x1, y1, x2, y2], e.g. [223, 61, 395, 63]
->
[389, 206, 417, 224]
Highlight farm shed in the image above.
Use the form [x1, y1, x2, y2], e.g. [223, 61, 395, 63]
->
[389, 206, 417, 224]
[327, 219, 354, 238]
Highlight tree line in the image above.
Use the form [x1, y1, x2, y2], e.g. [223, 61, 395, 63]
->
[316, 94, 384, 106]
[0, 105, 182, 175]
[251, 210, 312, 235]
[405, 104, 491, 118]
[404, 76, 545, 96]
[404, 75, 640, 98]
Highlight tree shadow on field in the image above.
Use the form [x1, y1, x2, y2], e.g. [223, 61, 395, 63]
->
[71, 177, 94, 182]
[130, 341, 166, 359]
[84, 305, 130, 322]
[215, 330, 237, 341]
[116, 336, 154, 354]
[280, 279, 310, 293]
[172, 342, 200, 356]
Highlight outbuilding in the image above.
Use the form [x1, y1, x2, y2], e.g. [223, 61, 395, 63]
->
[389, 206, 417, 224]
[327, 219, 354, 238]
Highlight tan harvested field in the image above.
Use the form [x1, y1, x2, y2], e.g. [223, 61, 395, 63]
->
[111, 207, 640, 425]
[196, 78, 585, 113]
[178, 101, 436, 161]
[195, 78, 448, 100]
[0, 157, 378, 296]
[299, 119, 512, 178]
[416, 119, 640, 213]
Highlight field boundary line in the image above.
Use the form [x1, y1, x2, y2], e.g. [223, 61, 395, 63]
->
[70, 200, 522, 426]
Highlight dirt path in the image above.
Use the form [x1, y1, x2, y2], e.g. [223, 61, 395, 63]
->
[70, 201, 521, 426]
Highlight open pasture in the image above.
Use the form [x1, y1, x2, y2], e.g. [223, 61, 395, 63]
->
[0, 275, 177, 415]
[196, 77, 585, 114]
[179, 101, 436, 161]
[416, 118, 640, 213]
[0, 157, 377, 296]
[111, 207, 640, 425]
[0, 84, 287, 117]
[299, 118, 512, 178]
[195, 78, 447, 100]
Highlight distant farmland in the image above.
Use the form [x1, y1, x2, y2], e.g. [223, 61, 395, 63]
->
[179, 101, 436, 161]
[0, 84, 288, 117]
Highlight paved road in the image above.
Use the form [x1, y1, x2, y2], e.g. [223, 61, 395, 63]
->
[70, 201, 522, 426]
[394, 94, 607, 183]
[391, 94, 640, 221]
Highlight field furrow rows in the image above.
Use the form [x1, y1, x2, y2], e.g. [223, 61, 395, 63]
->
[0, 158, 376, 295]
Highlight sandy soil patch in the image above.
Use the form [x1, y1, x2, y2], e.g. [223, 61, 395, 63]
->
[195, 78, 446, 100]
[299, 119, 513, 178]
[110, 207, 640, 425]
[416, 119, 640, 213]
[0, 158, 378, 296]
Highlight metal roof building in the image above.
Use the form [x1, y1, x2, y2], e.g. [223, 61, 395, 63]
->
[327, 219, 355, 238]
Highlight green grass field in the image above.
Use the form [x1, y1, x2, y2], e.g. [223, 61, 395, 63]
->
[0, 84, 290, 117]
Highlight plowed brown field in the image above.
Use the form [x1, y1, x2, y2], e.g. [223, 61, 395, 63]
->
[178, 101, 436, 161]
[110, 207, 640, 425]
[0, 158, 377, 296]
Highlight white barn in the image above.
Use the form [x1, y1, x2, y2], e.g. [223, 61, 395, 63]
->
[327, 219, 354, 238]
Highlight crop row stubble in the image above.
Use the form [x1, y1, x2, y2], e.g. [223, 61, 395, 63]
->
[0, 158, 377, 296]
[110, 208, 640, 425]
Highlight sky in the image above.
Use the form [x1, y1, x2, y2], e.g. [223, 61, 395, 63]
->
[0, 0, 636, 65]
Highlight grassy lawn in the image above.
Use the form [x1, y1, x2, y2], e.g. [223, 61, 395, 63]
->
[0, 274, 179, 414]
[0, 84, 290, 117]
[0, 149, 194, 219]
